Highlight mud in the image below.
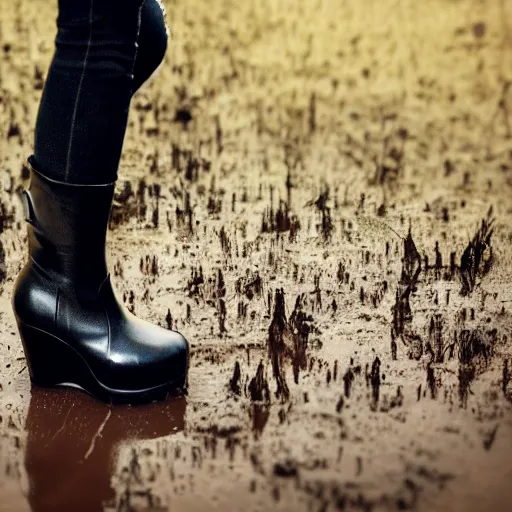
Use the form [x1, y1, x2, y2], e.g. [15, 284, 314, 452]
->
[1, 0, 512, 510]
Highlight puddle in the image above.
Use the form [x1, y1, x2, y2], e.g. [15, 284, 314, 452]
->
[24, 389, 185, 512]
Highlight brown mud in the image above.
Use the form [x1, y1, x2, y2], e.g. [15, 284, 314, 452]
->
[1, 0, 512, 510]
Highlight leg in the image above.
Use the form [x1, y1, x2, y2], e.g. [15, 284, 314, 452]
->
[15, 0, 189, 404]
[33, 0, 167, 185]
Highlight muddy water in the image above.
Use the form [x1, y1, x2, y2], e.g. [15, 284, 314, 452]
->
[23, 390, 185, 511]
[1, 0, 512, 510]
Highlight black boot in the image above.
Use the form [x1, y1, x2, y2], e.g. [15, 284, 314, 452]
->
[12, 156, 189, 404]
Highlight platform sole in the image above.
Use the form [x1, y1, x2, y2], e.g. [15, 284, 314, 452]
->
[15, 319, 187, 405]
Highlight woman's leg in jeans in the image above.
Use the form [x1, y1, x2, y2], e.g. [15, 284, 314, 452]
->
[33, 0, 168, 185]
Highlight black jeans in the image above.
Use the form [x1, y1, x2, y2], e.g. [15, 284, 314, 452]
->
[33, 0, 168, 185]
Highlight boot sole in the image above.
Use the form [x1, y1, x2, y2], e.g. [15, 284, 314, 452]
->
[15, 319, 187, 405]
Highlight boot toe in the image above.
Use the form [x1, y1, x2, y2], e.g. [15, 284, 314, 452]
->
[106, 318, 189, 392]
[156, 328, 189, 385]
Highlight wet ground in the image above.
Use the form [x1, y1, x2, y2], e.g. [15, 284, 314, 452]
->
[1, 0, 512, 510]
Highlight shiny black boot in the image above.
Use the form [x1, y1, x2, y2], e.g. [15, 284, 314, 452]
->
[12, 156, 189, 404]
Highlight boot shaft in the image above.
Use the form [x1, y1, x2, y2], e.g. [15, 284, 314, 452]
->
[23, 156, 115, 292]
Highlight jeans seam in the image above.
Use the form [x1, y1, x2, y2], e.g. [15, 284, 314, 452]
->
[64, 0, 94, 182]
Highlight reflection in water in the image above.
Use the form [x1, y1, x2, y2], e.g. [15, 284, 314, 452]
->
[24, 388, 186, 512]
